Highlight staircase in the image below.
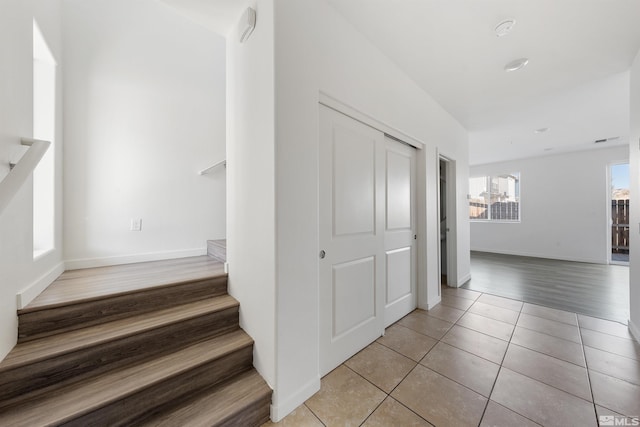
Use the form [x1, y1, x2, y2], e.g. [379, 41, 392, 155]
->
[207, 239, 227, 263]
[0, 256, 271, 426]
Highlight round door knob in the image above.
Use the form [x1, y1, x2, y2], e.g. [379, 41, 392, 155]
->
[319, 250, 326, 259]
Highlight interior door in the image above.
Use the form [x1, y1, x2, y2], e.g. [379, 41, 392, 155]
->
[384, 137, 417, 326]
[319, 105, 385, 375]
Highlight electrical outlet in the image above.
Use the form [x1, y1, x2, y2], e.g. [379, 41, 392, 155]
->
[130, 218, 142, 231]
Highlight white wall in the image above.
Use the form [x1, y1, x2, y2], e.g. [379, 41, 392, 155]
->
[271, 0, 469, 419]
[226, 0, 277, 394]
[62, 0, 226, 267]
[0, 0, 64, 360]
[629, 50, 640, 341]
[471, 145, 629, 263]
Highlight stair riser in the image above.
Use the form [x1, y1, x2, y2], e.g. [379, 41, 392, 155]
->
[217, 395, 271, 427]
[138, 369, 272, 427]
[18, 276, 228, 342]
[61, 345, 254, 427]
[207, 242, 227, 263]
[0, 307, 240, 408]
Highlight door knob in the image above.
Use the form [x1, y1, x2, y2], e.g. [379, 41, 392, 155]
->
[319, 250, 326, 259]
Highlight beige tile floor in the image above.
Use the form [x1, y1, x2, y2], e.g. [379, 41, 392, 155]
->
[264, 287, 640, 427]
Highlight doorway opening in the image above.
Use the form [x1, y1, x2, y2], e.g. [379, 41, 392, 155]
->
[610, 162, 630, 265]
[439, 156, 456, 287]
[439, 159, 448, 285]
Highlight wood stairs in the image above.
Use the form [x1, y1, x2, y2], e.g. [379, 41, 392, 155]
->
[207, 239, 227, 263]
[0, 256, 271, 426]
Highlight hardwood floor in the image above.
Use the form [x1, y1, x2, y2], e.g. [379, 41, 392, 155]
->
[463, 251, 630, 323]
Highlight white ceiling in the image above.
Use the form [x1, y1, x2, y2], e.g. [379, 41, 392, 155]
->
[156, 0, 249, 36]
[158, 0, 640, 165]
[326, 0, 640, 164]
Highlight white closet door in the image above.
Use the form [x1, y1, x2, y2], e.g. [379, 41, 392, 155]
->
[319, 105, 385, 375]
[383, 137, 417, 326]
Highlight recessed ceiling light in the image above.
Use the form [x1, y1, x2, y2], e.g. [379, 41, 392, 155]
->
[504, 58, 529, 72]
[495, 19, 516, 37]
[534, 127, 549, 134]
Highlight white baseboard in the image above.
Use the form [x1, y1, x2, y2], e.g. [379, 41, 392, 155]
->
[457, 273, 471, 287]
[64, 247, 207, 270]
[426, 296, 442, 310]
[470, 248, 603, 264]
[17, 262, 65, 309]
[270, 376, 321, 422]
[629, 319, 640, 343]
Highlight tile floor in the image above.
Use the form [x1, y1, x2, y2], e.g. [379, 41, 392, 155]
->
[264, 287, 640, 427]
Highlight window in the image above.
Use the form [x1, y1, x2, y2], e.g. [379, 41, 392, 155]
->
[33, 20, 57, 258]
[469, 173, 520, 221]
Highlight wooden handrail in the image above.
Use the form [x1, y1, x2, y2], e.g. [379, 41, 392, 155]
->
[0, 138, 51, 216]
[199, 159, 226, 175]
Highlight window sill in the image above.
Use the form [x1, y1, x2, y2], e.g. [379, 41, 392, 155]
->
[470, 220, 521, 224]
[33, 247, 54, 261]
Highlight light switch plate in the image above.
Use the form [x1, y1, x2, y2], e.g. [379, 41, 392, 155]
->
[130, 218, 142, 231]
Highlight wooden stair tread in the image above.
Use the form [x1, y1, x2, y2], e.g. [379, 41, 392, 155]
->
[1, 295, 239, 371]
[24, 256, 225, 311]
[0, 330, 253, 427]
[141, 369, 271, 427]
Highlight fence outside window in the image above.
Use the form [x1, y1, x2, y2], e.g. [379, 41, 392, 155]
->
[611, 199, 629, 254]
[469, 173, 520, 221]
